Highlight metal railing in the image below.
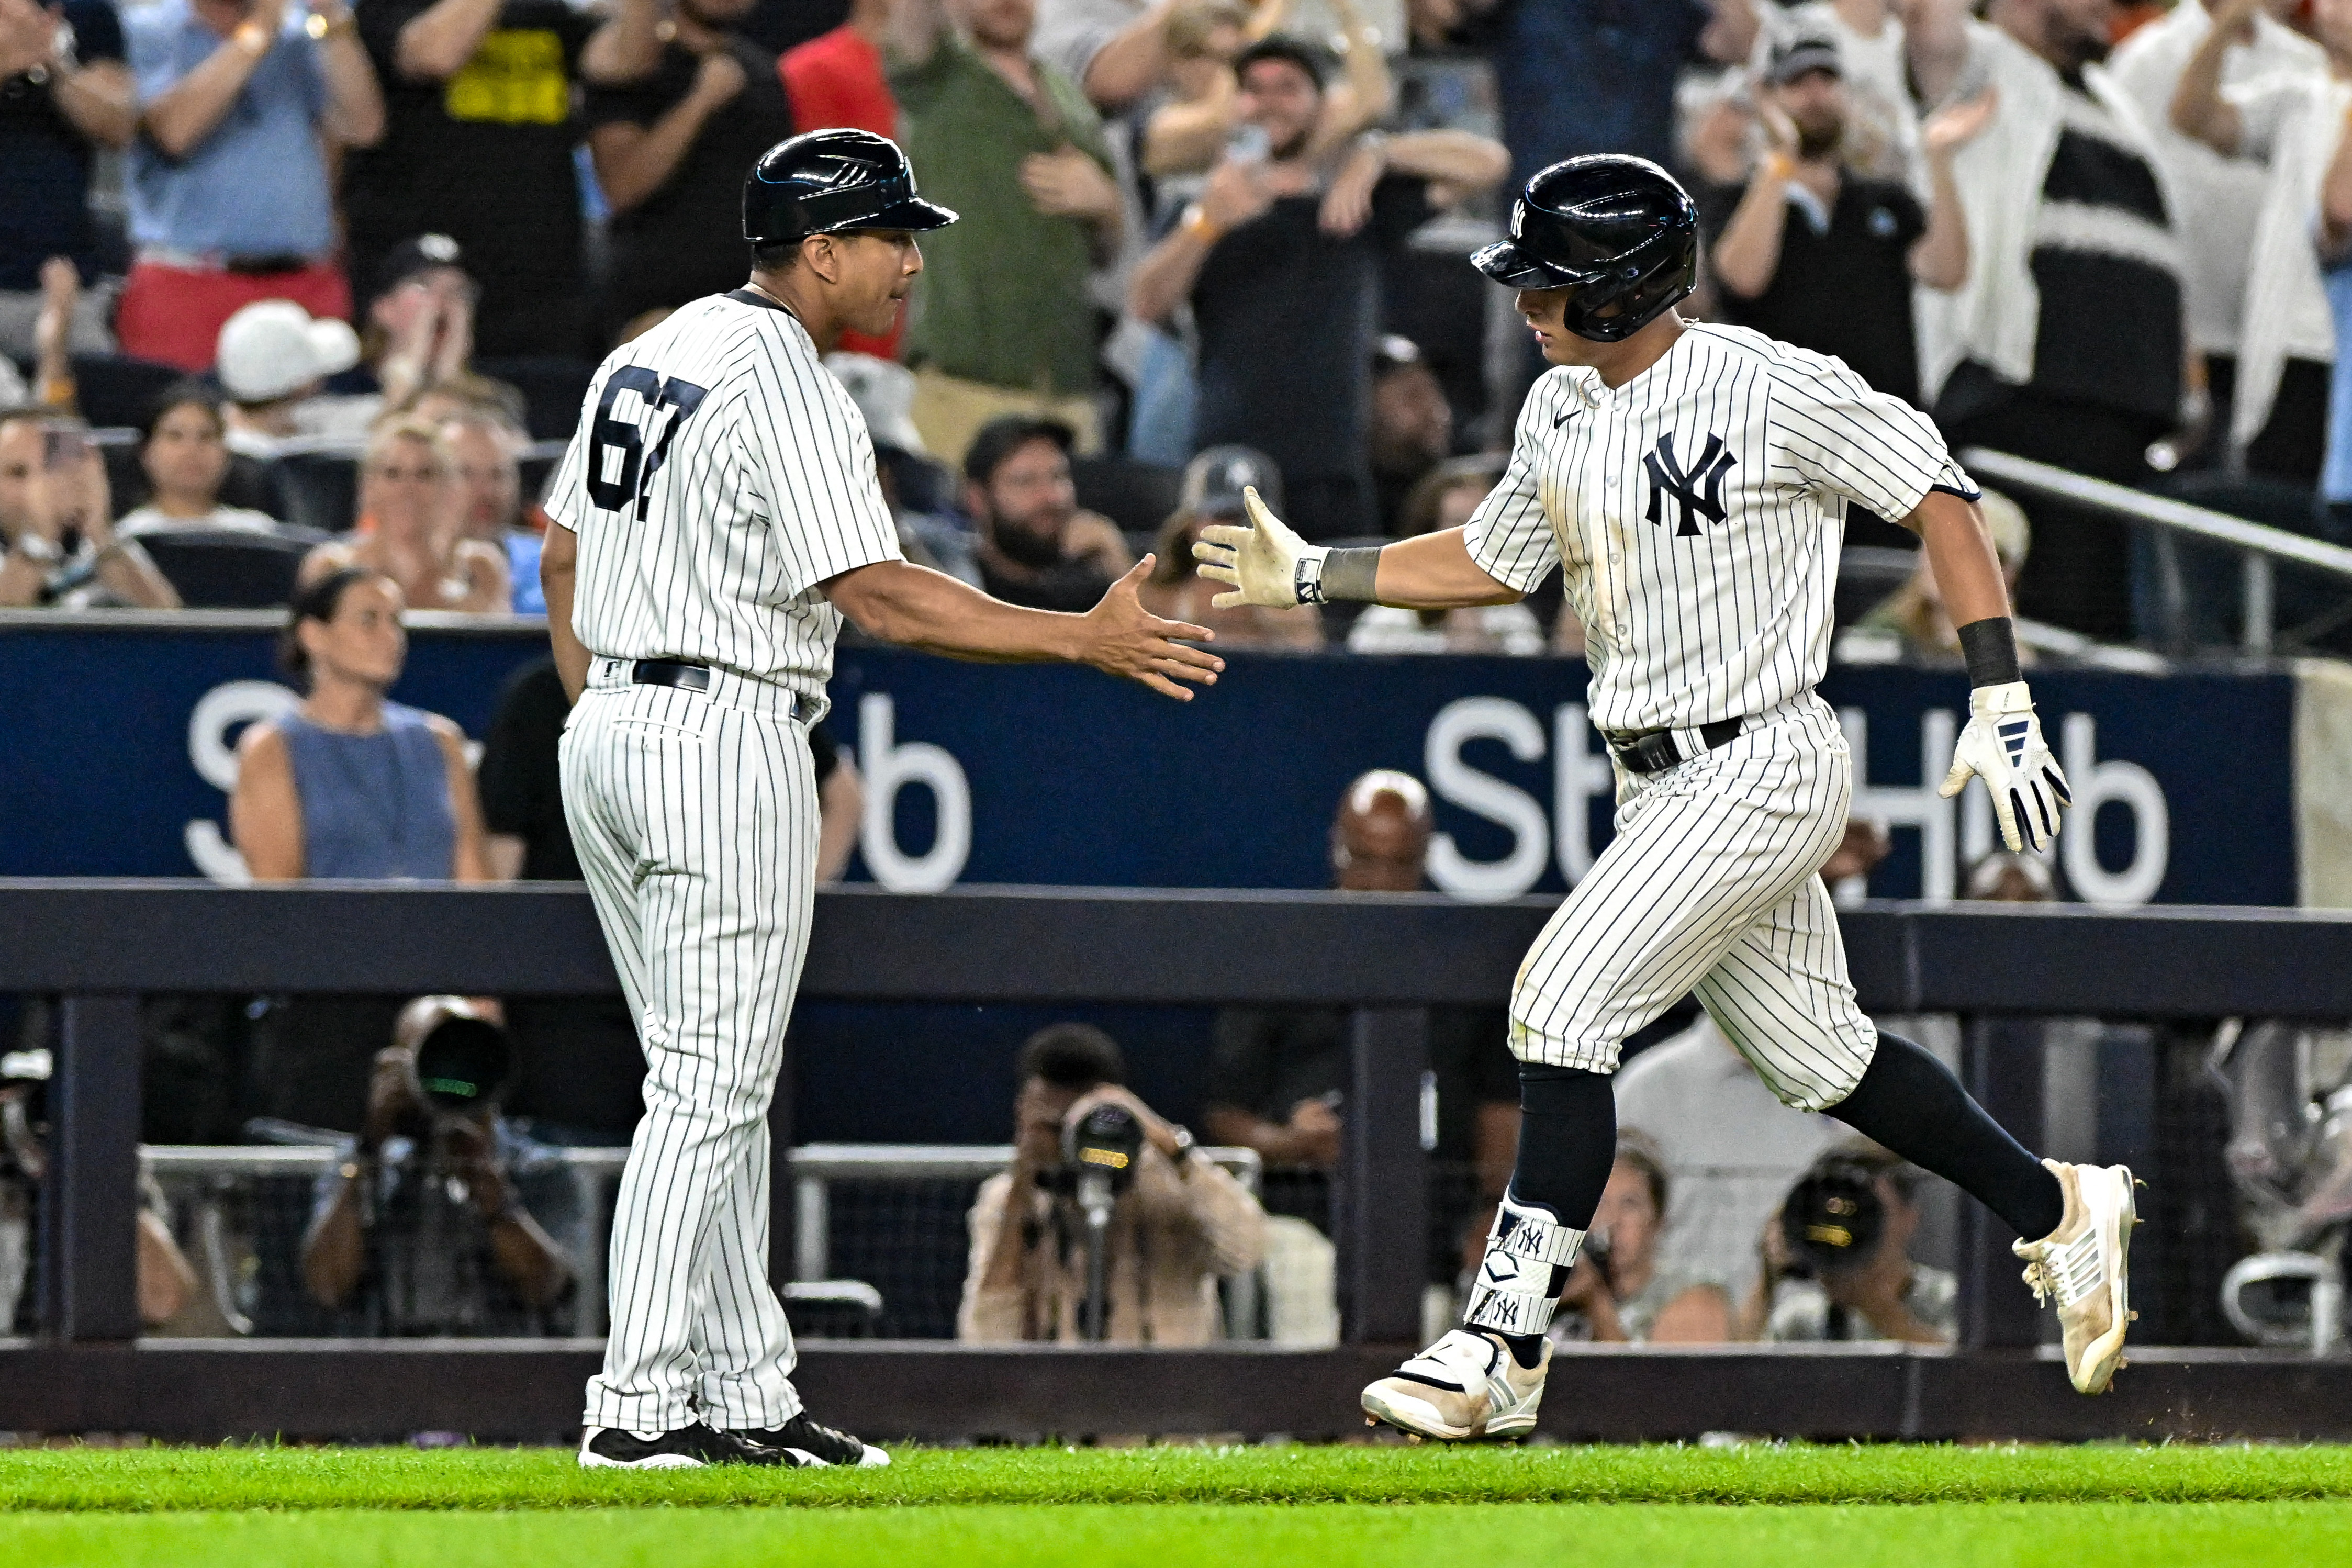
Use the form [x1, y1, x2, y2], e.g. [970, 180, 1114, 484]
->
[1962, 447, 2352, 656]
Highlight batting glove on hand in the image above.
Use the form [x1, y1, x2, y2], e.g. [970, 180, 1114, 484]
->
[1192, 486, 1324, 609]
[1939, 680, 2072, 853]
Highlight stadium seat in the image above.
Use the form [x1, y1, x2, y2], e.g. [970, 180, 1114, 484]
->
[138, 526, 328, 608]
[69, 353, 185, 431]
[1073, 454, 1182, 536]
[271, 449, 361, 534]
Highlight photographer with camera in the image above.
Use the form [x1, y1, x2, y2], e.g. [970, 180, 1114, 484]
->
[958, 1023, 1266, 1345]
[1545, 1135, 1730, 1345]
[299, 996, 574, 1335]
[1748, 1141, 1955, 1345]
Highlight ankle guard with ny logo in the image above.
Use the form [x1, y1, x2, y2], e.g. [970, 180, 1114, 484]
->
[1462, 1190, 1584, 1337]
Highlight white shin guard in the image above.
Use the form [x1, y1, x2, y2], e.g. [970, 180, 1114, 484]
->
[1462, 1191, 1585, 1337]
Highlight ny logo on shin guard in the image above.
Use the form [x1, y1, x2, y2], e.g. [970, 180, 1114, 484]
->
[1643, 431, 1737, 536]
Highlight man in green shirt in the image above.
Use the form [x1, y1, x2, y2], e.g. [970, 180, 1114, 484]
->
[890, 0, 1124, 464]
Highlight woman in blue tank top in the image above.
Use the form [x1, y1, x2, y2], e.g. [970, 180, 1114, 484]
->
[230, 567, 491, 1131]
[231, 567, 489, 882]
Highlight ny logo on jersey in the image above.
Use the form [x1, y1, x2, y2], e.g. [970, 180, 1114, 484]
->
[1642, 431, 1737, 537]
[587, 366, 711, 521]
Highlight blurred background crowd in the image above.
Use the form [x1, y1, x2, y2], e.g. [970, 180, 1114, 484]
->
[4, 0, 2351, 1359]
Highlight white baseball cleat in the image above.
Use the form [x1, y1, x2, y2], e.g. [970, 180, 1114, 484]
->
[2013, 1159, 2140, 1394]
[1361, 1328, 1551, 1441]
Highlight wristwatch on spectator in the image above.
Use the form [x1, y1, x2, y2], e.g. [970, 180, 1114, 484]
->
[10, 534, 62, 566]
[1166, 1123, 1197, 1167]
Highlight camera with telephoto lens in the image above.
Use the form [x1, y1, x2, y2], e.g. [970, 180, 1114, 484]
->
[1061, 1102, 1147, 1203]
[1779, 1157, 1888, 1279]
[406, 1015, 513, 1123]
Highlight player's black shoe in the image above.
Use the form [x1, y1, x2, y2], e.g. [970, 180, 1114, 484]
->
[727, 1411, 890, 1468]
[579, 1423, 788, 1469]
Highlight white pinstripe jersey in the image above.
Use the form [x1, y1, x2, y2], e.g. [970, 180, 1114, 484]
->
[1465, 323, 1977, 733]
[545, 290, 904, 700]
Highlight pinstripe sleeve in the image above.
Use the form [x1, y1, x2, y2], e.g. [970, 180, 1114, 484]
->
[1768, 354, 1978, 523]
[1462, 383, 1561, 593]
[749, 357, 905, 599]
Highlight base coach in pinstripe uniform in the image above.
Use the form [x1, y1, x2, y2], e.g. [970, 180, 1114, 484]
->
[540, 129, 1223, 1470]
[1200, 155, 2143, 1442]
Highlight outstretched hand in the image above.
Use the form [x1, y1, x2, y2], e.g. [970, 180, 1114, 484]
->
[1193, 486, 1316, 608]
[1080, 555, 1223, 700]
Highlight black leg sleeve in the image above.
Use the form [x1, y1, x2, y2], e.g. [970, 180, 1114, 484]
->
[1508, 1063, 1619, 1229]
[1828, 1031, 2065, 1241]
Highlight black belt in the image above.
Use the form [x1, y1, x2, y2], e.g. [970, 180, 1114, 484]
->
[1605, 716, 1744, 775]
[631, 658, 710, 692]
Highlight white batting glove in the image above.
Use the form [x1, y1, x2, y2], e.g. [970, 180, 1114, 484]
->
[1939, 680, 2073, 853]
[1192, 486, 1325, 609]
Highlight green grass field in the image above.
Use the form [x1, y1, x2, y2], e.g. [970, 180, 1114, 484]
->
[3, 1443, 2347, 1567]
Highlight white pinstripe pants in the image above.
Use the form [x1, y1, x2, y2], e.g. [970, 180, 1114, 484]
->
[1509, 692, 1879, 1111]
[563, 666, 815, 1432]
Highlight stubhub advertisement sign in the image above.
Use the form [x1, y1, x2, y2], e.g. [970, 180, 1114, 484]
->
[0, 618, 2308, 906]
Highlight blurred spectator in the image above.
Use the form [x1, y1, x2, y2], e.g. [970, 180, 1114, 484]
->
[1366, 335, 1451, 535]
[1850, 489, 2034, 662]
[1139, 0, 1390, 178]
[231, 568, 490, 1129]
[1139, 443, 1323, 646]
[827, 350, 979, 579]
[1548, 1135, 1732, 1343]
[116, 382, 286, 536]
[891, 0, 1123, 464]
[13, 258, 98, 410]
[231, 566, 490, 882]
[1967, 845, 2057, 902]
[119, 0, 384, 371]
[1485, 0, 1757, 188]
[1819, 812, 1894, 908]
[1127, 37, 1507, 540]
[438, 405, 541, 611]
[1704, 31, 1990, 406]
[958, 1023, 1266, 1344]
[2167, 0, 2347, 484]
[1909, 0, 2186, 643]
[289, 234, 483, 440]
[785, 0, 899, 137]
[2111, 0, 2322, 472]
[1746, 0, 1923, 183]
[962, 413, 1135, 609]
[586, 0, 794, 341]
[1615, 1011, 1843, 1313]
[344, 0, 660, 358]
[0, 406, 180, 607]
[1751, 1143, 1956, 1343]
[0, 0, 135, 360]
[1032, 0, 1175, 111]
[300, 996, 576, 1331]
[1348, 454, 1545, 654]
[784, 0, 909, 359]
[301, 419, 511, 612]
[215, 298, 364, 450]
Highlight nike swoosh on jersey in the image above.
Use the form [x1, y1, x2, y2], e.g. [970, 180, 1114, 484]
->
[1552, 409, 1580, 428]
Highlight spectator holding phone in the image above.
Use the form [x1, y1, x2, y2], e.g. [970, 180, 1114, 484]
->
[0, 406, 180, 608]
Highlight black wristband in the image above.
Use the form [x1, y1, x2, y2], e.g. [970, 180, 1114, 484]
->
[1956, 616, 2022, 688]
[1319, 547, 1382, 604]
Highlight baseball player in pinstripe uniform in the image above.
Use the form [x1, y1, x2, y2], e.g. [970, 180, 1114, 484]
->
[1199, 155, 2140, 1441]
[542, 129, 1223, 1470]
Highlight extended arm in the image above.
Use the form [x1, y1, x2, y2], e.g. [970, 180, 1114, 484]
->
[1906, 0, 1974, 112]
[579, 0, 660, 85]
[142, 0, 284, 156]
[317, 7, 386, 147]
[1710, 160, 1797, 300]
[823, 556, 1222, 700]
[393, 0, 499, 80]
[1074, 0, 1176, 110]
[2169, 0, 2258, 155]
[1194, 489, 1521, 610]
[1907, 89, 1997, 292]
[50, 49, 138, 148]
[589, 55, 744, 214]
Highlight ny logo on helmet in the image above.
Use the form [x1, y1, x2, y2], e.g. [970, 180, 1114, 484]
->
[1643, 431, 1736, 536]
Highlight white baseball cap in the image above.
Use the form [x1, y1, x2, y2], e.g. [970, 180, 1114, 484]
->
[823, 352, 926, 455]
[216, 300, 363, 404]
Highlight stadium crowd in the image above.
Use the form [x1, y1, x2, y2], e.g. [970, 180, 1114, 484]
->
[4, 0, 2347, 1343]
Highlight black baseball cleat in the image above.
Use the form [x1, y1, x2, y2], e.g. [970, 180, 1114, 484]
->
[579, 1423, 789, 1469]
[727, 1411, 890, 1468]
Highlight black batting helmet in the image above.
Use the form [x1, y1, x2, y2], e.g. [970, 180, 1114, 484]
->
[742, 128, 958, 249]
[1471, 155, 1698, 343]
